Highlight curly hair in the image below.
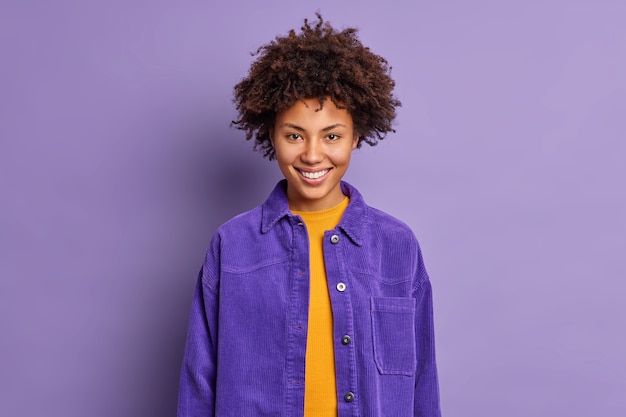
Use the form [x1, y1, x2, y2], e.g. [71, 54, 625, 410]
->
[232, 13, 401, 160]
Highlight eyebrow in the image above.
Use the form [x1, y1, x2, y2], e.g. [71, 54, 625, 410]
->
[280, 122, 347, 132]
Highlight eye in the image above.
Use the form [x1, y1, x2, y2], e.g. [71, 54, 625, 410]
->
[287, 133, 302, 140]
[326, 133, 339, 141]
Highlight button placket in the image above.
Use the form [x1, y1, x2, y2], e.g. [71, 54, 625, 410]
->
[327, 230, 354, 407]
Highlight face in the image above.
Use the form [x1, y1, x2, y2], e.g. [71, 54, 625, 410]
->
[272, 97, 358, 212]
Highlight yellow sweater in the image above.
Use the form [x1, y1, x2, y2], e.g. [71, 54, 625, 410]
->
[291, 196, 349, 417]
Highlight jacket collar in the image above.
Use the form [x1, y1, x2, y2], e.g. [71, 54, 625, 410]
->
[261, 180, 368, 246]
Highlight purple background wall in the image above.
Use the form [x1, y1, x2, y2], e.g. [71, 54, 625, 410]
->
[1, 1, 624, 416]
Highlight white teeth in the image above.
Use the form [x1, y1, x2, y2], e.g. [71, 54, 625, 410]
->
[300, 169, 329, 179]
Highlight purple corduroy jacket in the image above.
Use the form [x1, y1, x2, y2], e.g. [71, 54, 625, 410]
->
[178, 180, 441, 417]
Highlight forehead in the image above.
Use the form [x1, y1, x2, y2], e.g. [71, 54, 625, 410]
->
[275, 98, 353, 128]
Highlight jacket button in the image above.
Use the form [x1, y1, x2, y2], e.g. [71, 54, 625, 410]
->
[341, 335, 351, 345]
[344, 392, 354, 402]
[330, 234, 340, 244]
[336, 282, 346, 292]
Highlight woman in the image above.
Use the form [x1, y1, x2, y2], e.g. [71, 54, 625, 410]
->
[178, 14, 441, 417]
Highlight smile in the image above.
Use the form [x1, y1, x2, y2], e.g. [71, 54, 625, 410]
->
[298, 169, 330, 179]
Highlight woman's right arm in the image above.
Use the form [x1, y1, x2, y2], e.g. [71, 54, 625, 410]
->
[177, 238, 220, 417]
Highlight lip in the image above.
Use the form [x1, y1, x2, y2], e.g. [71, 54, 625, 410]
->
[295, 168, 332, 184]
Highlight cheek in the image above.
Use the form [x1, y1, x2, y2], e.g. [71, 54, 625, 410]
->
[275, 146, 296, 167]
[330, 147, 353, 166]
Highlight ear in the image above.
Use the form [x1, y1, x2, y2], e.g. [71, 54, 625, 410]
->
[269, 127, 275, 147]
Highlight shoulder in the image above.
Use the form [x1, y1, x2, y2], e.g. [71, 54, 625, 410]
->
[214, 205, 263, 241]
[341, 181, 421, 252]
[202, 205, 273, 284]
[207, 203, 292, 272]
[365, 205, 419, 247]
[367, 206, 415, 235]
[204, 205, 263, 255]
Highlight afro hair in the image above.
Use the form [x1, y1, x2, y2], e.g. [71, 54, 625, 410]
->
[232, 13, 401, 160]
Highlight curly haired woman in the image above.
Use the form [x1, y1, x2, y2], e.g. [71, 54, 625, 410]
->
[178, 14, 441, 417]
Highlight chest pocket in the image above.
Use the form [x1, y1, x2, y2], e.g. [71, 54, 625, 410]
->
[370, 297, 417, 376]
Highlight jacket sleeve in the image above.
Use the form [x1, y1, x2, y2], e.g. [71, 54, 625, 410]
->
[177, 236, 220, 417]
[412, 244, 442, 417]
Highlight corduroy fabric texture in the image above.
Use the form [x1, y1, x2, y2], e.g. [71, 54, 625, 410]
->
[178, 180, 441, 417]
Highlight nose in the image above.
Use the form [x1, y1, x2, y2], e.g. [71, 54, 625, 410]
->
[301, 138, 323, 164]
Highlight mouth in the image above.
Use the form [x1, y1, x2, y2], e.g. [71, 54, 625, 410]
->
[296, 168, 331, 180]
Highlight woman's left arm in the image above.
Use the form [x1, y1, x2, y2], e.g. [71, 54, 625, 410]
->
[412, 244, 442, 417]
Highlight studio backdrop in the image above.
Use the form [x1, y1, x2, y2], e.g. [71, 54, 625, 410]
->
[1, 1, 624, 416]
